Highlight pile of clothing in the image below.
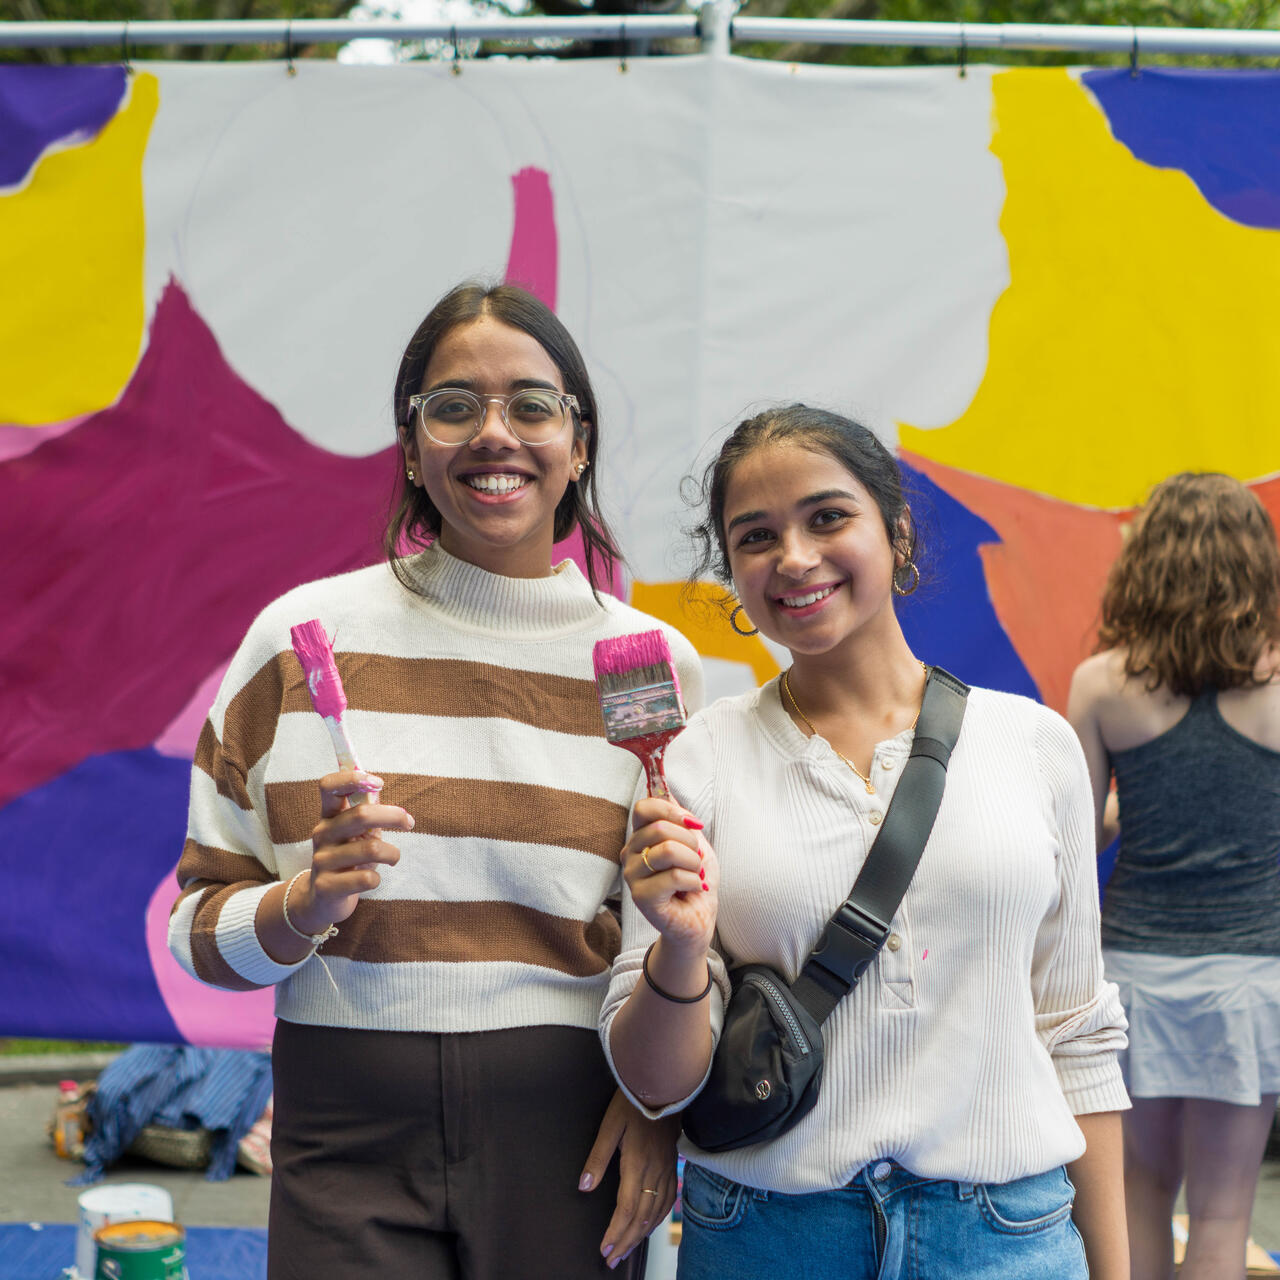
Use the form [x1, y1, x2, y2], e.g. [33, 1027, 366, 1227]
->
[71, 1044, 272, 1184]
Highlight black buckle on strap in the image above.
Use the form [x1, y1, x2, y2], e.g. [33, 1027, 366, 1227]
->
[809, 901, 889, 988]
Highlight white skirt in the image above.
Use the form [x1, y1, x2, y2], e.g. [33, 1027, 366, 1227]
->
[1103, 948, 1280, 1107]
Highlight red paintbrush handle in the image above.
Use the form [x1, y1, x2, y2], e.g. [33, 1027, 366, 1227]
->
[620, 732, 677, 800]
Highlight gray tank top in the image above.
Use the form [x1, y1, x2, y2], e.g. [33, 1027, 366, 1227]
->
[1101, 688, 1280, 956]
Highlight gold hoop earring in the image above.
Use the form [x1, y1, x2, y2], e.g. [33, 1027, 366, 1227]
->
[729, 605, 759, 637]
[893, 562, 921, 596]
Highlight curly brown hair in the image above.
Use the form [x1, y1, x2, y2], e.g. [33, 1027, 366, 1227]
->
[1097, 472, 1280, 696]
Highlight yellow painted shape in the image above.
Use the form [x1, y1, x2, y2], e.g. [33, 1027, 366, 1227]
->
[899, 69, 1280, 508]
[629, 580, 780, 687]
[0, 73, 158, 426]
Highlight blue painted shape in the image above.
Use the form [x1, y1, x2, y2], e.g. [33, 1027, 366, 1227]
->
[1083, 68, 1280, 230]
[0, 1224, 267, 1280]
[0, 746, 186, 1043]
[897, 459, 1040, 701]
[0, 65, 127, 189]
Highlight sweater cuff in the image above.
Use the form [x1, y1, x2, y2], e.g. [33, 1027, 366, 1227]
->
[1057, 1054, 1132, 1115]
[218, 882, 321, 988]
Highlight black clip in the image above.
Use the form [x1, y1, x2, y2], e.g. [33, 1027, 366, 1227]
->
[120, 20, 132, 75]
[285, 20, 297, 77]
[957, 23, 967, 79]
[619, 20, 628, 73]
[1129, 26, 1140, 78]
[451, 25, 462, 76]
[809, 901, 889, 988]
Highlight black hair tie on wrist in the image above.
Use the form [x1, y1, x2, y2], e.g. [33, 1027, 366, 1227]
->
[642, 942, 713, 1003]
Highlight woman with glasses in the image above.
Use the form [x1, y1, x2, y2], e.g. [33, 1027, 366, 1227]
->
[1068, 472, 1280, 1280]
[169, 281, 703, 1279]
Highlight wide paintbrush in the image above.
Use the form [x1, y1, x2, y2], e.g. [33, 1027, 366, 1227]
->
[591, 629, 687, 799]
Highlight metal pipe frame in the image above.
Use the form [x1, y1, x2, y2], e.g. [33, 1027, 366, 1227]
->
[0, 15, 700, 49]
[0, 13, 1277, 57]
[731, 17, 1280, 56]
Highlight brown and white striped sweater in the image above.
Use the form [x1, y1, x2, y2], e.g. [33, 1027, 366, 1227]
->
[168, 546, 704, 1034]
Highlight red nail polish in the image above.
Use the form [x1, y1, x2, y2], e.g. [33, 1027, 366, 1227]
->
[683, 816, 704, 830]
[699, 867, 706, 881]
[702, 883, 710, 892]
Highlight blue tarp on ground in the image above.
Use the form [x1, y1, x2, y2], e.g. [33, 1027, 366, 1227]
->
[0, 1222, 267, 1279]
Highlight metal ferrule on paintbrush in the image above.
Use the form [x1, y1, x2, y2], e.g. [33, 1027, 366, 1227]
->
[592, 630, 687, 799]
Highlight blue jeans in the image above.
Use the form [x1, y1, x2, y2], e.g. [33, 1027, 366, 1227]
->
[677, 1160, 1088, 1280]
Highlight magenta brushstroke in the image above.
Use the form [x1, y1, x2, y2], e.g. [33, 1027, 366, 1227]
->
[505, 166, 558, 310]
[0, 277, 394, 811]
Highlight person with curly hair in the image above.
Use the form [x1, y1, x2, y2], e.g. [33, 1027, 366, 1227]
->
[1068, 471, 1280, 1280]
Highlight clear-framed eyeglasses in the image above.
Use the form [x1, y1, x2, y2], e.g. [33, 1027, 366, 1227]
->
[407, 388, 580, 447]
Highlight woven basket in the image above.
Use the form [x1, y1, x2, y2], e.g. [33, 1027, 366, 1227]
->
[127, 1124, 213, 1170]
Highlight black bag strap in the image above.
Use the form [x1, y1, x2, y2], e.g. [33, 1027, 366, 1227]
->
[789, 666, 969, 1025]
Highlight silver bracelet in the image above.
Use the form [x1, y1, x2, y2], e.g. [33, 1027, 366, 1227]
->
[281, 870, 338, 949]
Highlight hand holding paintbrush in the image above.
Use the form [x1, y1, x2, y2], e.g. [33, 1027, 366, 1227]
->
[283, 620, 411, 944]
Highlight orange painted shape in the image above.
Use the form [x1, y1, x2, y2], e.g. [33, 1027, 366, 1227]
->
[902, 451, 1129, 714]
[628, 580, 780, 687]
[904, 456, 1280, 715]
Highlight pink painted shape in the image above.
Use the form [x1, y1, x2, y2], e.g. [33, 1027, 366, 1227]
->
[0, 415, 88, 461]
[153, 660, 230, 759]
[0, 276, 396, 811]
[145, 865, 275, 1049]
[504, 166, 557, 310]
[553, 525, 624, 599]
[502, 167, 624, 600]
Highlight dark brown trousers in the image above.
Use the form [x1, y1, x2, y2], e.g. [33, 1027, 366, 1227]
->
[268, 1019, 646, 1280]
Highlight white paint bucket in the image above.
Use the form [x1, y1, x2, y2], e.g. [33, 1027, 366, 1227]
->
[75, 1184, 175, 1280]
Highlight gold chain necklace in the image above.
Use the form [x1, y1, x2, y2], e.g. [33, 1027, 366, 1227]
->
[780, 662, 929, 796]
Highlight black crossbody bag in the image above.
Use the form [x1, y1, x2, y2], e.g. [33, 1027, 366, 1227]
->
[681, 666, 970, 1153]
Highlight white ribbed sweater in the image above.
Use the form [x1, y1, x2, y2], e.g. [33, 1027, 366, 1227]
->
[168, 546, 703, 1034]
[601, 678, 1129, 1193]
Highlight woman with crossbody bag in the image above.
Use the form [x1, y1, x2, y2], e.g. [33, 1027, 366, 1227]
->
[599, 405, 1131, 1279]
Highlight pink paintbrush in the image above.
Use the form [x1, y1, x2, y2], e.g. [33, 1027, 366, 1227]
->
[592, 630, 687, 799]
[290, 619, 376, 806]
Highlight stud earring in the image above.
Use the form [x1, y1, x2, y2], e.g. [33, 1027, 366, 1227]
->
[406, 466, 416, 483]
[575, 462, 586, 476]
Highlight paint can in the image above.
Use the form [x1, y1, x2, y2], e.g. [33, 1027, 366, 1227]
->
[74, 1184, 175, 1279]
[93, 1220, 186, 1280]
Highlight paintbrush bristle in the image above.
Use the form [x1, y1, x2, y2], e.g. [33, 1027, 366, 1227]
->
[592, 630, 686, 741]
[290, 619, 347, 721]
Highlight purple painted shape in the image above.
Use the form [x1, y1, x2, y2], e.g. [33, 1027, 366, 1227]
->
[0, 65, 127, 188]
[0, 277, 396, 812]
[505, 167, 558, 310]
[1083, 69, 1280, 230]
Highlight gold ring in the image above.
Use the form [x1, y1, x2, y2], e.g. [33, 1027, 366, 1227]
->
[642, 1188, 659, 1196]
[641, 848, 656, 874]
